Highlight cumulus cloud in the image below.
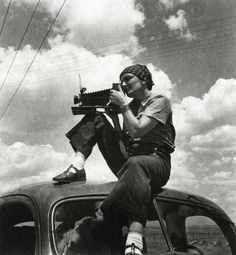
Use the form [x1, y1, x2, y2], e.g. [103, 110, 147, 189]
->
[0, 40, 129, 134]
[0, 37, 174, 141]
[213, 171, 232, 179]
[0, 139, 116, 194]
[147, 64, 175, 98]
[164, 10, 195, 41]
[173, 78, 236, 136]
[167, 148, 197, 191]
[171, 77, 236, 217]
[211, 157, 236, 167]
[160, 0, 190, 9]
[9, 0, 145, 56]
[0, 139, 68, 193]
[190, 125, 236, 152]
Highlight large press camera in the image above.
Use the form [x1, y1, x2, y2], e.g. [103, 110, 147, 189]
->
[72, 83, 124, 115]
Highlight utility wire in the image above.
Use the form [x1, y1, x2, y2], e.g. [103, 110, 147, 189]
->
[1, 7, 235, 110]
[5, 34, 235, 86]
[0, 0, 41, 93]
[3, 16, 236, 74]
[138, 35, 236, 63]
[30, 26, 236, 78]
[0, 8, 235, 77]
[2, 37, 235, 91]
[0, 0, 67, 121]
[0, 0, 12, 36]
[2, 24, 235, 86]
[91, 16, 236, 55]
[1, 14, 235, 72]
[140, 28, 236, 59]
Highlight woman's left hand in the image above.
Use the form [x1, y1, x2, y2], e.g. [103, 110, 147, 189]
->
[110, 85, 128, 107]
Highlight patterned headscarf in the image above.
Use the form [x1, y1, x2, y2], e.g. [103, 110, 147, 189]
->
[120, 64, 154, 89]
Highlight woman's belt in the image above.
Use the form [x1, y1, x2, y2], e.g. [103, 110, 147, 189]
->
[126, 139, 173, 156]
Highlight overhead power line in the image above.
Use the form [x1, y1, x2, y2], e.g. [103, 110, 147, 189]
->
[3, 33, 235, 87]
[0, 0, 41, 93]
[1, 20, 235, 88]
[138, 35, 236, 63]
[90, 15, 236, 55]
[25, 27, 236, 79]
[0, 0, 12, 36]
[2, 16, 236, 74]
[1, 7, 235, 119]
[0, 0, 67, 121]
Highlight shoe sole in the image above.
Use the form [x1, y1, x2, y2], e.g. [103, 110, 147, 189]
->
[53, 177, 86, 183]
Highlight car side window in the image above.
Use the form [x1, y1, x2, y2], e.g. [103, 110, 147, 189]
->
[0, 198, 37, 255]
[144, 220, 169, 254]
[186, 216, 232, 255]
[156, 200, 233, 255]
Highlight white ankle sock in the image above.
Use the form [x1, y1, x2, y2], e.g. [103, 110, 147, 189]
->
[70, 152, 85, 172]
[125, 232, 143, 254]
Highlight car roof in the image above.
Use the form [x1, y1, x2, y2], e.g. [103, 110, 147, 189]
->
[1, 180, 232, 223]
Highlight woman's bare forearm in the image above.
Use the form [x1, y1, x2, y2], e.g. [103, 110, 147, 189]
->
[120, 105, 140, 136]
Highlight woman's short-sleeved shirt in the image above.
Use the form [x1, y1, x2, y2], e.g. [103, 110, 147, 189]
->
[126, 92, 176, 151]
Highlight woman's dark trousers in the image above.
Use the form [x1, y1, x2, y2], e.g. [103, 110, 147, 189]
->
[66, 112, 171, 226]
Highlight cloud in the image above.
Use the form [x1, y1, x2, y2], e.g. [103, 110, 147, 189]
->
[8, 0, 145, 56]
[213, 171, 232, 179]
[171, 77, 236, 216]
[173, 78, 236, 137]
[211, 156, 236, 167]
[0, 37, 174, 144]
[0, 139, 69, 193]
[0, 40, 130, 134]
[160, 0, 190, 9]
[190, 125, 236, 152]
[164, 10, 195, 41]
[147, 64, 175, 98]
[166, 148, 197, 191]
[0, 139, 117, 194]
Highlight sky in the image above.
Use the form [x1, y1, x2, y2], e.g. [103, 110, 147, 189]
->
[0, 0, 236, 222]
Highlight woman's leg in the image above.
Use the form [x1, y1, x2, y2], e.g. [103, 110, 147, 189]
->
[53, 111, 128, 182]
[101, 154, 171, 253]
[102, 154, 170, 222]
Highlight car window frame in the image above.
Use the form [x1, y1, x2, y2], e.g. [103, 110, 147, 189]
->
[155, 196, 236, 255]
[0, 194, 41, 255]
[49, 195, 108, 255]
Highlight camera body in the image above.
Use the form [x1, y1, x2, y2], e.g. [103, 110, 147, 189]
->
[72, 83, 122, 115]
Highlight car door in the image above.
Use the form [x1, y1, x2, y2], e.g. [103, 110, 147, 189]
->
[0, 195, 40, 255]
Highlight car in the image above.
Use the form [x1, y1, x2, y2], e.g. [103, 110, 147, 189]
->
[0, 180, 235, 255]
